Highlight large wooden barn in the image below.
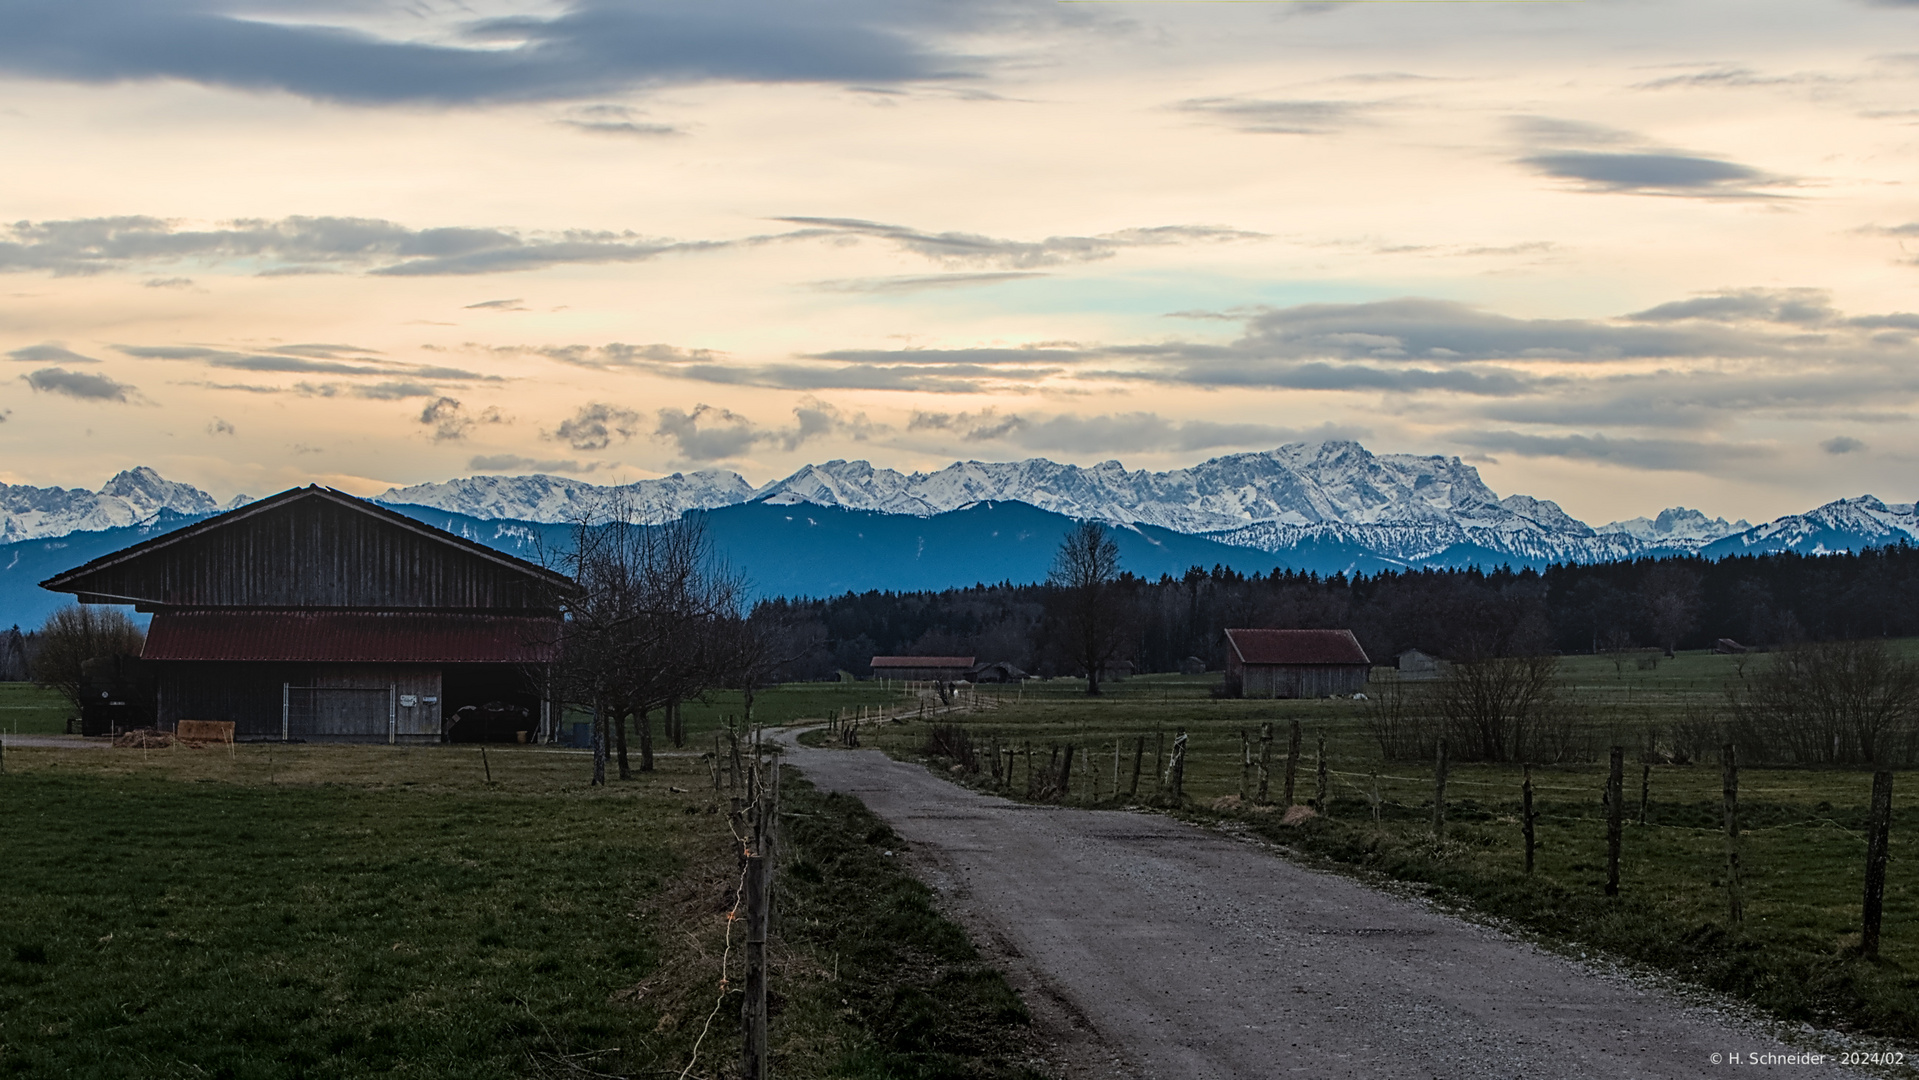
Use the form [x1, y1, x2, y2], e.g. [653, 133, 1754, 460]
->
[1223, 628, 1372, 699]
[40, 485, 573, 743]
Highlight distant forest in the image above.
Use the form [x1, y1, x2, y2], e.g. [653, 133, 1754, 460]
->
[757, 544, 1919, 680]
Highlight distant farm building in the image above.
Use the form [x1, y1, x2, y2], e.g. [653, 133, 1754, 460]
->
[1394, 649, 1448, 681]
[41, 485, 572, 743]
[967, 660, 1029, 684]
[871, 655, 975, 682]
[1178, 655, 1207, 676]
[1224, 628, 1372, 699]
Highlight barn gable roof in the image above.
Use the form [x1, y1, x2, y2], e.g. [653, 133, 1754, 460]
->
[41, 484, 576, 607]
[1225, 628, 1371, 667]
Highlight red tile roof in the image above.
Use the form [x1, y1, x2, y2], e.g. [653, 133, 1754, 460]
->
[1225, 629, 1370, 667]
[870, 656, 975, 669]
[143, 609, 562, 663]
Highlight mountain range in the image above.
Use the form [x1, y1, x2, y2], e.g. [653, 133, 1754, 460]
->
[2, 442, 1912, 627]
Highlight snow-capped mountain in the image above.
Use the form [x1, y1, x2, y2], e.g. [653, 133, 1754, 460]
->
[1702, 496, 1918, 559]
[374, 470, 754, 523]
[6, 448, 1911, 584]
[0, 467, 225, 544]
[1602, 507, 1750, 546]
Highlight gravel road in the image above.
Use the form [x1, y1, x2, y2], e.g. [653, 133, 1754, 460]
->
[780, 736, 1871, 1079]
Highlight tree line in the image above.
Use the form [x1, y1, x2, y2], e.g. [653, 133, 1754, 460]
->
[752, 541, 1919, 680]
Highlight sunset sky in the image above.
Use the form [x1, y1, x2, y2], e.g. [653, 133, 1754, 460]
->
[2, 0, 1916, 525]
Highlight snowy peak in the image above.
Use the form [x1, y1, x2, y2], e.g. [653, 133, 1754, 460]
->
[374, 469, 755, 523]
[1602, 507, 1750, 546]
[0, 469, 229, 544]
[1710, 495, 1919, 555]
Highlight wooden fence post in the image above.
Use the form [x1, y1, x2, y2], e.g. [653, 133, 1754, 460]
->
[1522, 764, 1537, 875]
[1314, 736, 1328, 813]
[1283, 720, 1302, 806]
[1863, 770, 1894, 960]
[1432, 738, 1449, 840]
[1256, 722, 1273, 804]
[1154, 729, 1166, 794]
[1058, 744, 1075, 801]
[1606, 746, 1624, 898]
[1639, 763, 1651, 826]
[1168, 729, 1188, 802]
[1723, 743, 1743, 925]
[1238, 729, 1251, 801]
[1128, 735, 1145, 800]
[741, 841, 768, 1079]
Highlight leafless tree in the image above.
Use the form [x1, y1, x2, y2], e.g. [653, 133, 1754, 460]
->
[1045, 521, 1130, 696]
[31, 605, 144, 712]
[1435, 654, 1563, 762]
[1727, 639, 1919, 765]
[1638, 564, 1702, 656]
[557, 503, 742, 783]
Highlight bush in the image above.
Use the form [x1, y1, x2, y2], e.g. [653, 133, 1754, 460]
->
[31, 605, 143, 712]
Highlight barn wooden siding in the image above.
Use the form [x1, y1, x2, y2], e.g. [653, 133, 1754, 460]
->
[49, 489, 566, 612]
[1238, 664, 1371, 699]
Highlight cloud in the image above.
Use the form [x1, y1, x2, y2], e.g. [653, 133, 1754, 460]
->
[0, 215, 728, 277]
[771, 217, 1264, 269]
[1822, 435, 1866, 454]
[207, 417, 236, 436]
[21, 366, 136, 401]
[419, 397, 505, 442]
[468, 454, 602, 474]
[7, 343, 99, 364]
[143, 276, 195, 289]
[653, 399, 874, 461]
[117, 342, 485, 381]
[1511, 116, 1793, 199]
[553, 402, 642, 451]
[1172, 97, 1378, 135]
[1625, 289, 1836, 325]
[465, 298, 527, 311]
[811, 272, 1048, 293]
[0, 0, 1027, 106]
[1452, 430, 1766, 472]
[909, 409, 1363, 453]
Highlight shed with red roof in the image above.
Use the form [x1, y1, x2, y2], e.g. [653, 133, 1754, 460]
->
[1223, 628, 1372, 699]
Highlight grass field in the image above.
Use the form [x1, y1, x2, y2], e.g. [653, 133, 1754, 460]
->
[0, 740, 1045, 1079]
[854, 647, 1919, 1045]
[0, 682, 71, 735]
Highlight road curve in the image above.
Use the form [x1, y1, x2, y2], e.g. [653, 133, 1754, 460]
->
[780, 735, 1864, 1080]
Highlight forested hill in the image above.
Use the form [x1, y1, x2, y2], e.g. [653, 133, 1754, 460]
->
[760, 543, 1919, 680]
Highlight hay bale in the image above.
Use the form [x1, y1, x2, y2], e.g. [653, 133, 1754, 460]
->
[1211, 794, 1244, 812]
[112, 728, 175, 749]
[1279, 804, 1318, 827]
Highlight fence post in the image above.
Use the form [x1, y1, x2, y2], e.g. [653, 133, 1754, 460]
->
[1640, 763, 1651, 826]
[1058, 744, 1074, 801]
[1256, 722, 1274, 804]
[1606, 746, 1624, 898]
[1723, 743, 1743, 925]
[1168, 729, 1188, 802]
[388, 685, 397, 746]
[1128, 735, 1145, 800]
[741, 839, 768, 1079]
[1315, 736, 1328, 813]
[1154, 729, 1166, 794]
[1238, 730, 1251, 801]
[1863, 770, 1894, 960]
[1432, 738, 1448, 840]
[281, 682, 290, 742]
[1283, 720, 1302, 806]
[1522, 764, 1537, 875]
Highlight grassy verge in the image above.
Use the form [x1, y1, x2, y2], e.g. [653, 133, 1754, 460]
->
[771, 771, 1049, 1080]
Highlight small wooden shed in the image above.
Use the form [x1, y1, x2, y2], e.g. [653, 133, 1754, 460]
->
[1223, 628, 1371, 699]
[870, 655, 975, 682]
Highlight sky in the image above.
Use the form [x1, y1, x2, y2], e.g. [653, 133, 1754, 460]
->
[1, 0, 1916, 526]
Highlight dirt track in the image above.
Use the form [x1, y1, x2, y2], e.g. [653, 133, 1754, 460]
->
[780, 735, 1869, 1079]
